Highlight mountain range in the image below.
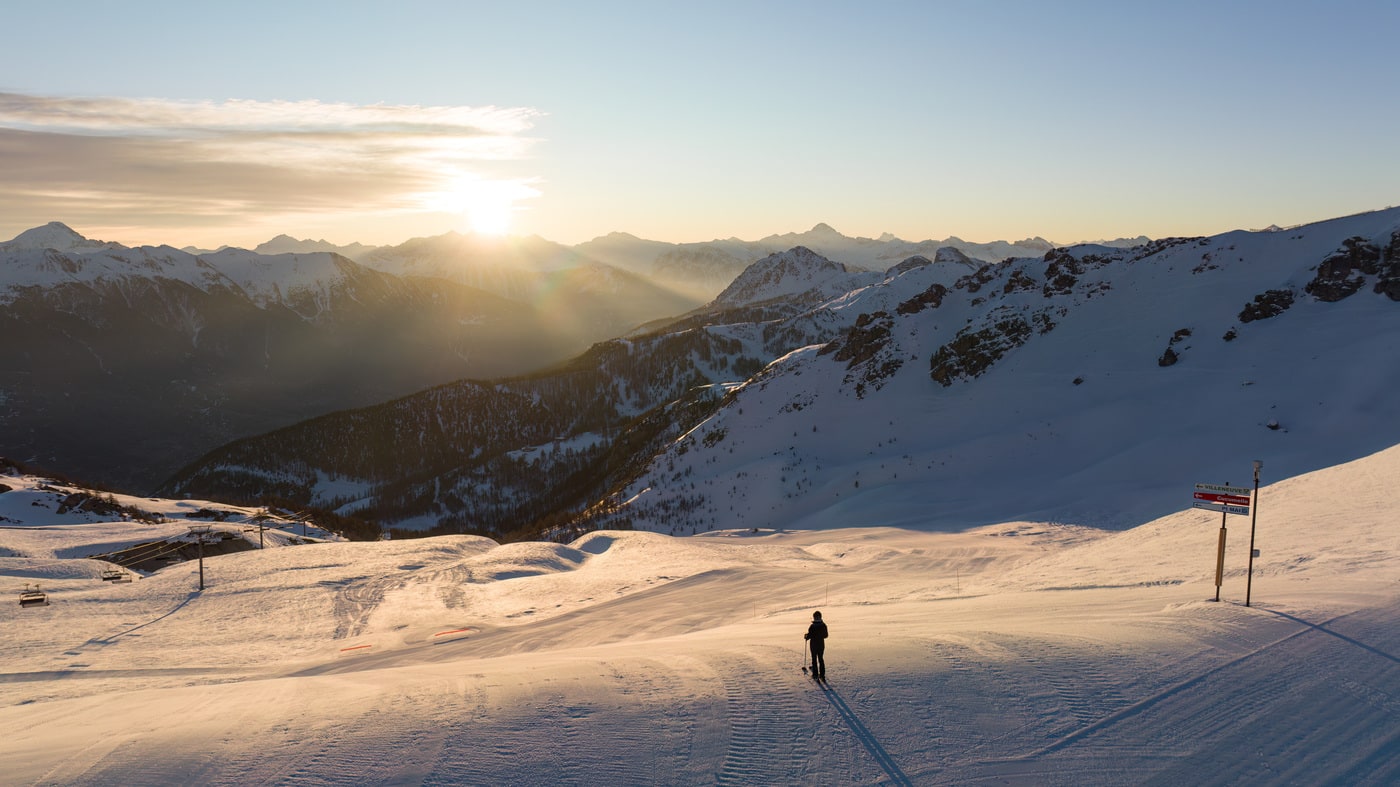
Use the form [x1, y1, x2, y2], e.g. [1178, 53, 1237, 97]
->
[1, 218, 1084, 493]
[0, 224, 698, 490]
[158, 207, 1400, 540]
[188, 223, 1062, 303]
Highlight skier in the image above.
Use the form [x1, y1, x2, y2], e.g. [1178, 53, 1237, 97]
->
[805, 610, 828, 680]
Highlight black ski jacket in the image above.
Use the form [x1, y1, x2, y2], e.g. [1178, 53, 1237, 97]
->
[805, 620, 828, 645]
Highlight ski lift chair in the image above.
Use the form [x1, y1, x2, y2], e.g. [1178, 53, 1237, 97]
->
[19, 584, 49, 608]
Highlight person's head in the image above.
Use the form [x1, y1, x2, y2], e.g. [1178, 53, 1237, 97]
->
[813, 611, 822, 620]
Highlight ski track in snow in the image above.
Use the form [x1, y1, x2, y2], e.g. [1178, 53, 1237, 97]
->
[329, 574, 397, 640]
[711, 649, 810, 785]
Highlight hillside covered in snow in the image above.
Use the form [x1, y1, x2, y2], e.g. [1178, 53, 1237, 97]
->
[597, 207, 1400, 535]
[164, 207, 1400, 540]
[2, 436, 1398, 783]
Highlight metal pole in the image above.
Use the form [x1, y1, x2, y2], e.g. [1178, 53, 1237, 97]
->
[189, 525, 211, 591]
[1214, 508, 1227, 602]
[1245, 461, 1262, 607]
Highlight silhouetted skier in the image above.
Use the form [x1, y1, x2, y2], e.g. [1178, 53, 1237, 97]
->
[805, 610, 828, 679]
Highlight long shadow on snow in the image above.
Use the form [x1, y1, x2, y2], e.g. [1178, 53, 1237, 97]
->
[1261, 607, 1400, 665]
[817, 684, 914, 787]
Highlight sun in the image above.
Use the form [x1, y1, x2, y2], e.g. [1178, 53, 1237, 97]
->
[465, 193, 513, 236]
[430, 176, 538, 237]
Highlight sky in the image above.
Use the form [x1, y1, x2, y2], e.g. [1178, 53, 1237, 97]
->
[2, 0, 1397, 250]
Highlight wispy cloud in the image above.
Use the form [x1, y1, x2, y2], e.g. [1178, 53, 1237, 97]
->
[0, 92, 542, 244]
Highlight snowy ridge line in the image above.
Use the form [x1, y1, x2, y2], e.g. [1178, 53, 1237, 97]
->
[995, 608, 1355, 761]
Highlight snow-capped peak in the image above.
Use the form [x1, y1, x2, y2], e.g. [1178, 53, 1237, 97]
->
[3, 222, 103, 252]
[710, 246, 876, 309]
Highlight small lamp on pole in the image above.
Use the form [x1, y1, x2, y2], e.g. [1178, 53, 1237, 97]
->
[1245, 460, 1262, 607]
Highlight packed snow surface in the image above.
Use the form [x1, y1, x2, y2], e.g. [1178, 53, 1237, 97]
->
[3, 442, 1399, 784]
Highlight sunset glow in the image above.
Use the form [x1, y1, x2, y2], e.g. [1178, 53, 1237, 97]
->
[0, 3, 1395, 251]
[428, 176, 540, 237]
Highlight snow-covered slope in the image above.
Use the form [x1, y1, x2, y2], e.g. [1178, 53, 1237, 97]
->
[2, 440, 1398, 784]
[0, 224, 230, 299]
[0, 465, 343, 583]
[2, 221, 111, 253]
[0, 222, 397, 312]
[602, 207, 1400, 534]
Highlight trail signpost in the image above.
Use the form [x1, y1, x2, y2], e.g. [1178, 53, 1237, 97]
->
[1195, 482, 1253, 602]
[1193, 484, 1253, 516]
[1194, 464, 1262, 604]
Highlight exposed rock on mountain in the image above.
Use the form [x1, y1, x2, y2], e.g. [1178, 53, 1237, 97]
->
[1304, 232, 1400, 302]
[1239, 289, 1296, 322]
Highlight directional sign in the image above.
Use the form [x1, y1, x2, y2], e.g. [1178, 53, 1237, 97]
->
[1195, 483, 1252, 497]
[1193, 501, 1251, 516]
[1193, 491, 1251, 507]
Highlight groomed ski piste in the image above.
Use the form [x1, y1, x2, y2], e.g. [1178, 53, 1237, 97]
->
[2, 443, 1398, 785]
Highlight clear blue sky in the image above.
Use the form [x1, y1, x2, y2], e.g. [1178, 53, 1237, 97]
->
[2, 0, 1396, 248]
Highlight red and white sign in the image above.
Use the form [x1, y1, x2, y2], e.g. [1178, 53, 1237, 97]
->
[1193, 483, 1253, 516]
[1193, 491, 1251, 507]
